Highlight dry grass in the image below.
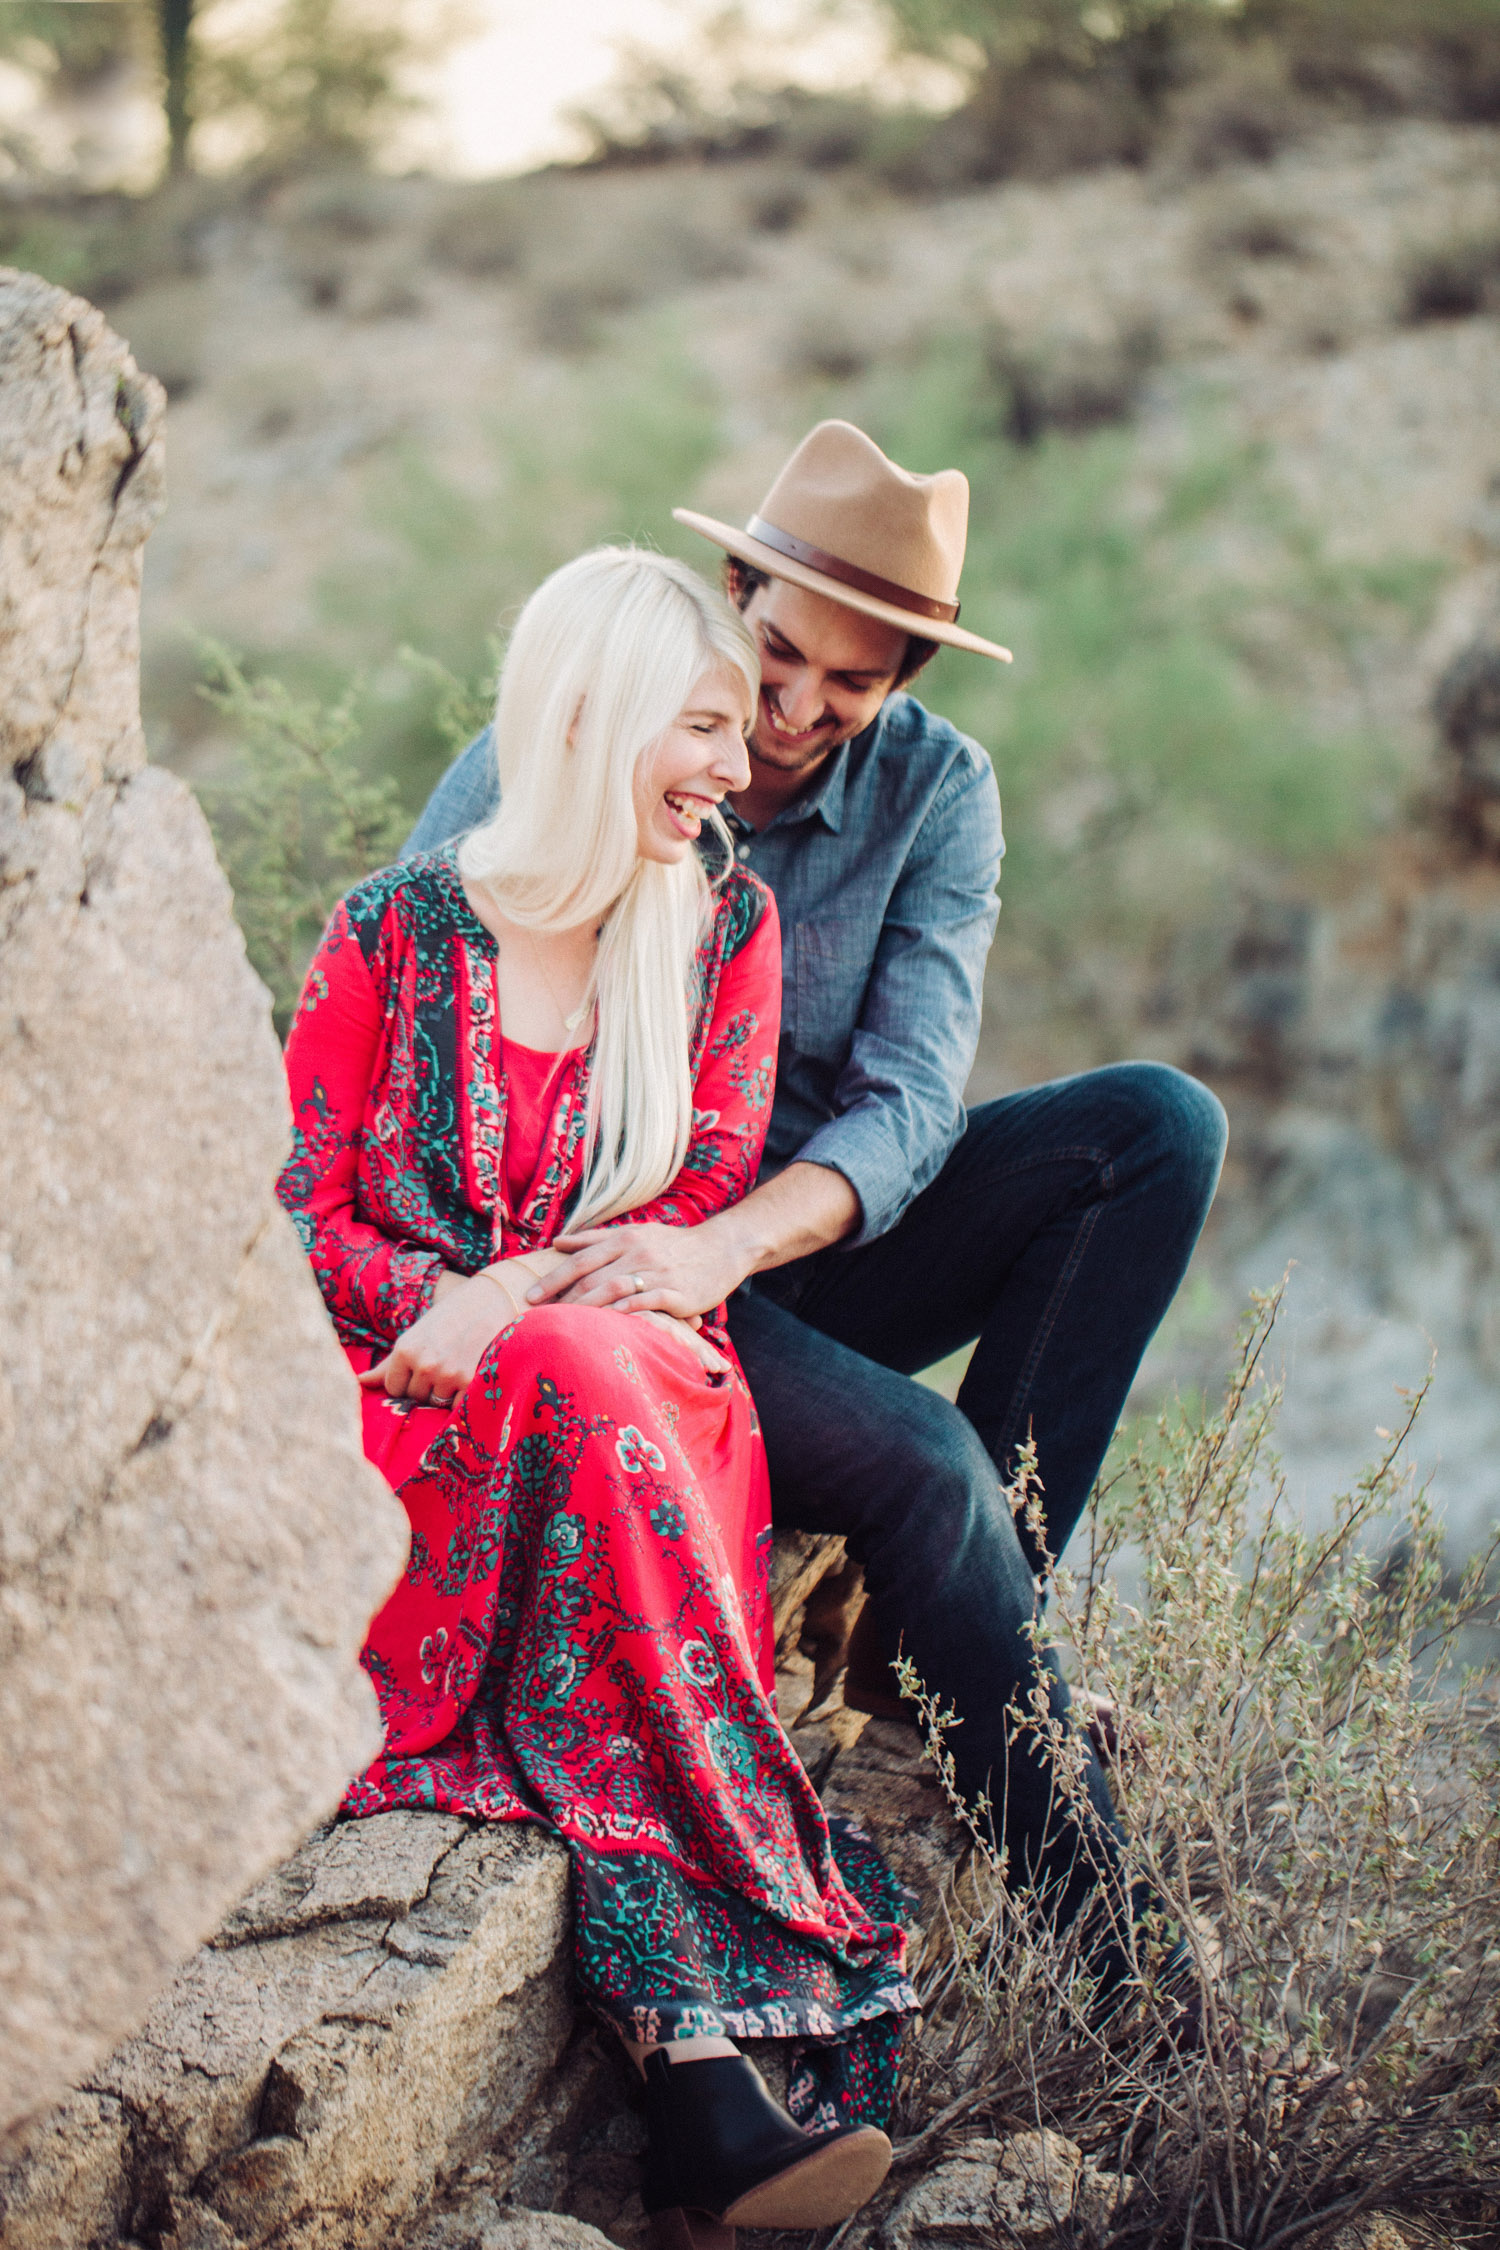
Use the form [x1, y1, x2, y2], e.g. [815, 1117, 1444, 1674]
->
[895, 1290, 1500, 2249]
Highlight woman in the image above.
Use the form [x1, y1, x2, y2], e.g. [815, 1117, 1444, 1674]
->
[278, 548, 916, 2248]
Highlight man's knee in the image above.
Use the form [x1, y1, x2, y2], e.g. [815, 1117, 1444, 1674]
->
[1105, 1060, 1227, 1205]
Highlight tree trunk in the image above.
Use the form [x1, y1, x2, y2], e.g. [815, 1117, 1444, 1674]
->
[159, 0, 193, 174]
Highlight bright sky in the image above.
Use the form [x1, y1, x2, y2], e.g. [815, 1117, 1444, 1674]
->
[436, 0, 684, 174]
[430, 0, 949, 176]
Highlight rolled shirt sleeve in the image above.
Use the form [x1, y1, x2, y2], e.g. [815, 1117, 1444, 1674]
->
[793, 754, 1002, 1246]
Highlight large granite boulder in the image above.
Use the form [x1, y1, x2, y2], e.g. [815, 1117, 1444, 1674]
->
[0, 270, 407, 2137]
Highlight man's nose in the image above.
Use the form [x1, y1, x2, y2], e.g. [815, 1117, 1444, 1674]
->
[777, 670, 824, 728]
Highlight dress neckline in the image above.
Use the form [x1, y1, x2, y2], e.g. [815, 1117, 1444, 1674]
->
[504, 1032, 587, 1062]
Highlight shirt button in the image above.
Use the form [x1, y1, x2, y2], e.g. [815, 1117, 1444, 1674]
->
[737, 844, 751, 861]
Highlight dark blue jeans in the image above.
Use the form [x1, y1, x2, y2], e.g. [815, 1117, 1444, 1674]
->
[728, 1062, 1227, 1933]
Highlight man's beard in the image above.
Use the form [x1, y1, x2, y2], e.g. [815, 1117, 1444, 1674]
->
[751, 699, 844, 773]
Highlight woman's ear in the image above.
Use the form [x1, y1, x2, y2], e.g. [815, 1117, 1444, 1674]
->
[566, 695, 585, 750]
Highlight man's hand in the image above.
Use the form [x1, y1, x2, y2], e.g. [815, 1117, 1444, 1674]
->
[527, 1218, 747, 1322]
[359, 1265, 527, 1405]
[528, 1163, 863, 1319]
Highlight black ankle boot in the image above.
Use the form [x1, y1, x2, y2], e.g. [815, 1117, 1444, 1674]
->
[641, 2048, 891, 2245]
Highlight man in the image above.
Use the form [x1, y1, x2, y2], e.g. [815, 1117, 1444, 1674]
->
[405, 419, 1227, 1950]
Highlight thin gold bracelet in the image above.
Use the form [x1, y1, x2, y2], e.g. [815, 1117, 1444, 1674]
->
[475, 1266, 524, 1322]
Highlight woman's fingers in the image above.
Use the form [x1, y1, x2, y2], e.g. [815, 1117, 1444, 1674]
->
[626, 1288, 696, 1323]
[636, 1311, 730, 1376]
[625, 1293, 703, 1329]
[357, 1349, 466, 1405]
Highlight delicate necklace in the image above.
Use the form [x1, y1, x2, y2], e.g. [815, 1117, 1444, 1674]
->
[524, 926, 594, 1037]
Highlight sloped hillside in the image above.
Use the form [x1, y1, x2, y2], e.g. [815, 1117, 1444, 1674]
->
[92, 114, 1500, 1545]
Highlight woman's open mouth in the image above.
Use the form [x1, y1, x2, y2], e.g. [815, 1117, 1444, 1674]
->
[663, 790, 715, 839]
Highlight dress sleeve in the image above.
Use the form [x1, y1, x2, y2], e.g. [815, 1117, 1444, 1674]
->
[277, 902, 445, 1345]
[612, 885, 782, 1230]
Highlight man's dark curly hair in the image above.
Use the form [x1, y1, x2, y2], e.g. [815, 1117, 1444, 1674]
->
[723, 557, 939, 689]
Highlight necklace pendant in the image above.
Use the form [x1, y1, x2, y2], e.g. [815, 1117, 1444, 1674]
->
[564, 1000, 590, 1034]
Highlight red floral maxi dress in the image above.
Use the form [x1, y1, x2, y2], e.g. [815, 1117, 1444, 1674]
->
[277, 848, 915, 2128]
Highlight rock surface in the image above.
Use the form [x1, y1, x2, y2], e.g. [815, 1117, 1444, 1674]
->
[407, 2211, 619, 2250]
[0, 1812, 573, 2249]
[0, 270, 407, 2135]
[875, 2132, 1115, 2249]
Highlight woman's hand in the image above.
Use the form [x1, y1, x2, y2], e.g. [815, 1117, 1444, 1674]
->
[634, 1310, 732, 1379]
[358, 1264, 530, 1405]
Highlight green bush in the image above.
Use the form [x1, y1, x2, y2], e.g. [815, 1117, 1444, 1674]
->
[195, 641, 414, 1028]
[843, 338, 1438, 1034]
[897, 1289, 1500, 2245]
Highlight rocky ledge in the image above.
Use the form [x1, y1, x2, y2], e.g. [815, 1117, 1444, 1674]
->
[0, 1532, 1417, 2250]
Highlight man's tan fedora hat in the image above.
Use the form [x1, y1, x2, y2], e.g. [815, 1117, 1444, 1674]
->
[674, 419, 1012, 663]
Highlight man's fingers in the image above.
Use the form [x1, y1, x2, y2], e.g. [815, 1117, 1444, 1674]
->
[623, 1288, 692, 1321]
[526, 1244, 617, 1302]
[558, 1271, 646, 1309]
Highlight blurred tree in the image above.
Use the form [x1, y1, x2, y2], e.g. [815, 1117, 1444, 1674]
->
[878, 0, 1500, 82]
[159, 0, 191, 172]
[196, 0, 458, 172]
[0, 0, 463, 181]
[866, 0, 1500, 169]
[0, 1, 149, 172]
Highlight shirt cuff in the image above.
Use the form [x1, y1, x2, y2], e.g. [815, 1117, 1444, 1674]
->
[790, 1111, 915, 1248]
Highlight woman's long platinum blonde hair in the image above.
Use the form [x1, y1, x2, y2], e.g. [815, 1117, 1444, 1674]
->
[459, 546, 759, 1232]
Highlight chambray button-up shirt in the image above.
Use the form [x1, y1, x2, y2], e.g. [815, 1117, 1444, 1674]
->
[402, 692, 1004, 1247]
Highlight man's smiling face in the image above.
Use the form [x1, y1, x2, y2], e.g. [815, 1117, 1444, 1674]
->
[740, 577, 908, 787]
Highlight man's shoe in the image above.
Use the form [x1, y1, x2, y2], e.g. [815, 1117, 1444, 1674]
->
[642, 2047, 892, 2246]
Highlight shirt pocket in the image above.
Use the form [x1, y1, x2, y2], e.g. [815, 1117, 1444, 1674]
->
[793, 918, 869, 1064]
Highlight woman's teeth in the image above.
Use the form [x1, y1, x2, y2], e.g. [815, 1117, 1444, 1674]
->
[664, 792, 705, 829]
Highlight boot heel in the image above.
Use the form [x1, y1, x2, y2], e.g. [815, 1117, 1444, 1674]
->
[649, 2210, 736, 2250]
[643, 2049, 891, 2232]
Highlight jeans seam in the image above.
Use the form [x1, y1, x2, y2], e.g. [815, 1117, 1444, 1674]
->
[990, 1153, 1116, 1467]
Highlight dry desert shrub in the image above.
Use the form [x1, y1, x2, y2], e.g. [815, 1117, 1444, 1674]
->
[898, 1290, 1500, 2248]
[1399, 226, 1500, 325]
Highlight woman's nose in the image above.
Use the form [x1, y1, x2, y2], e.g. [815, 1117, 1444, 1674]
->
[715, 731, 752, 790]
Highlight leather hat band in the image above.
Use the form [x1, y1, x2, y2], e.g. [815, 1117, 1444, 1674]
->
[745, 515, 961, 625]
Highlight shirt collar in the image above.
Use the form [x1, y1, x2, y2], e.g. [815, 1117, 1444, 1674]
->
[728, 730, 863, 839]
